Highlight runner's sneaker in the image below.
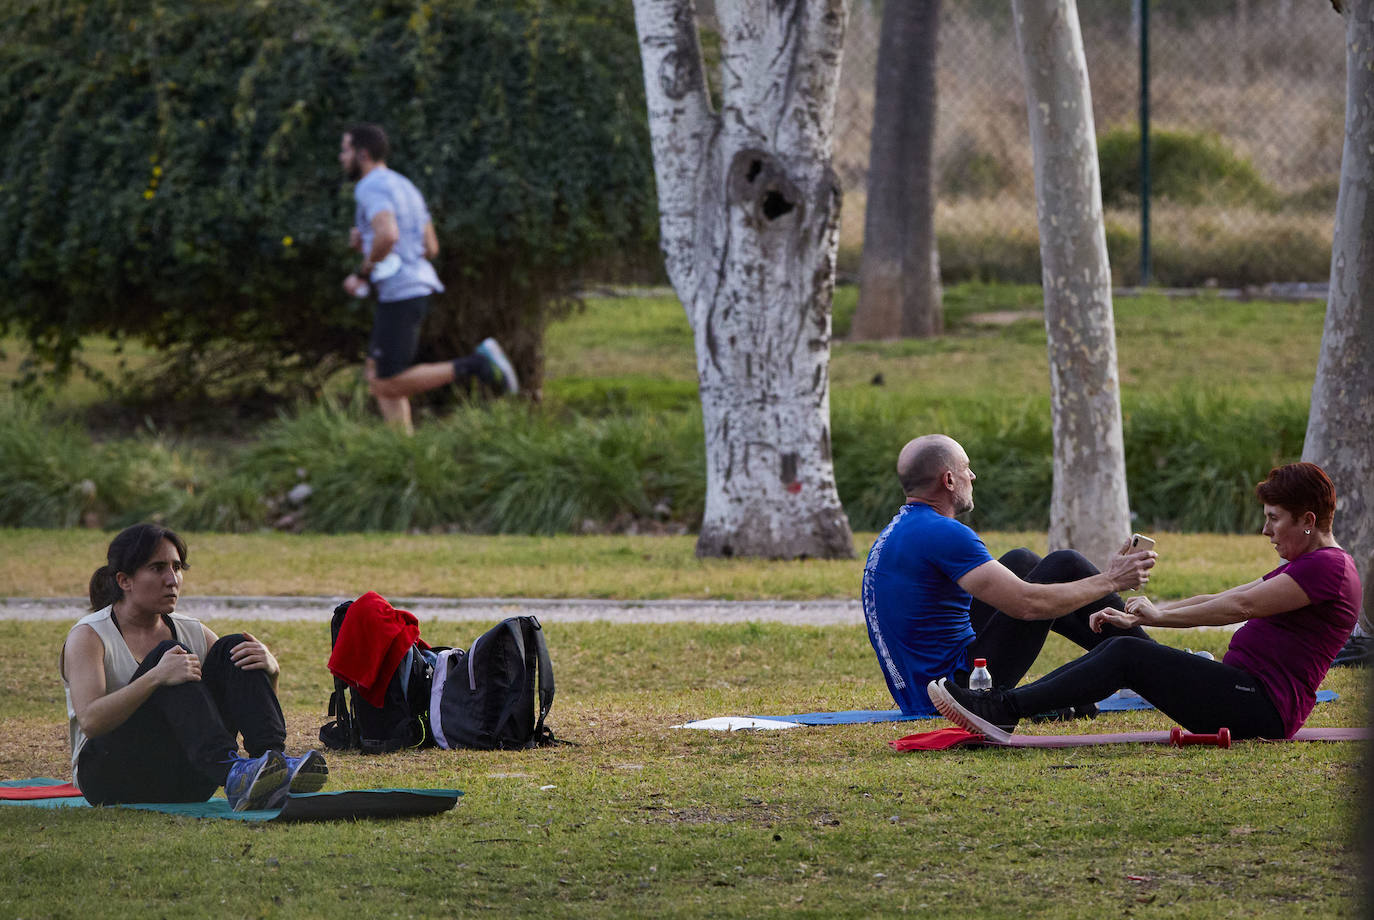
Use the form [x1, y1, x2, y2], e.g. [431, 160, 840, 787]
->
[224, 750, 289, 812]
[927, 678, 1019, 743]
[284, 750, 329, 796]
[476, 337, 519, 395]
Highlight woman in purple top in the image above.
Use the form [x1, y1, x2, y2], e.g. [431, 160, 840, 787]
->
[929, 462, 1361, 742]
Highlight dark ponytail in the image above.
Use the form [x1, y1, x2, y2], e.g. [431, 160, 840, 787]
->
[88, 524, 190, 612]
[88, 565, 122, 612]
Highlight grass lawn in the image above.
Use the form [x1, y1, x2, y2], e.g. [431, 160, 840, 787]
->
[0, 619, 1363, 918]
[7, 282, 1325, 415]
[1, 283, 1359, 917]
[544, 283, 1325, 410]
[0, 529, 1281, 601]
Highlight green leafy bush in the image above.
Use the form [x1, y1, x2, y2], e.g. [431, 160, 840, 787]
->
[1097, 127, 1275, 209]
[0, 399, 191, 528]
[0, 390, 1306, 536]
[0, 0, 656, 395]
[937, 215, 1331, 287]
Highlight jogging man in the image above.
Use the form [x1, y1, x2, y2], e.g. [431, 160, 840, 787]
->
[340, 123, 517, 433]
[862, 434, 1157, 715]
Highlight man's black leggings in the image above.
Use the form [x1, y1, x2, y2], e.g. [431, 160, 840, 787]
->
[1006, 636, 1286, 739]
[958, 548, 1150, 690]
[76, 634, 287, 805]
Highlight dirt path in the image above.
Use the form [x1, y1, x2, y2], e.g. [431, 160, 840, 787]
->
[0, 596, 865, 626]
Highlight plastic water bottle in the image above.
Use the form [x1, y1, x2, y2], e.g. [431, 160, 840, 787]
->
[969, 658, 992, 692]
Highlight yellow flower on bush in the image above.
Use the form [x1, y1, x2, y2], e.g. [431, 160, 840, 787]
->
[282, 236, 294, 247]
[143, 190, 155, 200]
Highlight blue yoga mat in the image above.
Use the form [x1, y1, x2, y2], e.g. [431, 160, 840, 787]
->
[0, 779, 461, 821]
[1097, 688, 1337, 712]
[754, 689, 1340, 725]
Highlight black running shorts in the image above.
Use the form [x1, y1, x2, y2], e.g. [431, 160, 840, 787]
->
[368, 296, 430, 379]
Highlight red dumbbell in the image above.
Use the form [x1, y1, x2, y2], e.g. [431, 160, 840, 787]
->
[1169, 725, 1232, 748]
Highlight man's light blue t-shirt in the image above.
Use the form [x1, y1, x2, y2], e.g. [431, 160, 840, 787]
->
[354, 167, 445, 303]
[862, 502, 994, 715]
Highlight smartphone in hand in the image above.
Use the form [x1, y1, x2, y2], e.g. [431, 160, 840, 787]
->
[1130, 533, 1156, 553]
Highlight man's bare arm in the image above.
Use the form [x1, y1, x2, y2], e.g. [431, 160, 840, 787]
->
[361, 210, 401, 274]
[957, 550, 1156, 621]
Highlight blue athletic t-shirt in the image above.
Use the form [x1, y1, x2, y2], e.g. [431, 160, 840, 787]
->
[862, 502, 995, 715]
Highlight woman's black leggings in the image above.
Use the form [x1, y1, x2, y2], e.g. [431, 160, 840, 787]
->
[76, 634, 287, 805]
[960, 548, 1151, 689]
[1005, 636, 1286, 739]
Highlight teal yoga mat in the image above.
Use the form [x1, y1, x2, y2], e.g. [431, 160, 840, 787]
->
[0, 780, 460, 821]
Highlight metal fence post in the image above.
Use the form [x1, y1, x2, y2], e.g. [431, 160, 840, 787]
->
[1139, 0, 1152, 286]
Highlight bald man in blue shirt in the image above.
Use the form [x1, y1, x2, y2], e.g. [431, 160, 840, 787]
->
[862, 434, 1157, 715]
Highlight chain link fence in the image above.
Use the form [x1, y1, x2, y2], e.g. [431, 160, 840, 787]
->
[833, 0, 1346, 288]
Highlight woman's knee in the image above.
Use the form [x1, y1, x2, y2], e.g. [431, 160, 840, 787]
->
[204, 634, 250, 671]
[1093, 635, 1154, 663]
[132, 640, 191, 678]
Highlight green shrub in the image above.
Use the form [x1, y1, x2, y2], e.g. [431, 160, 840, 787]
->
[0, 398, 190, 528]
[0, 390, 1312, 537]
[829, 391, 1306, 534]
[1097, 127, 1275, 209]
[1122, 391, 1307, 532]
[939, 135, 1018, 198]
[936, 226, 1045, 285]
[1105, 220, 1333, 287]
[937, 213, 1331, 288]
[177, 398, 706, 534]
[0, 0, 655, 396]
[830, 394, 1055, 533]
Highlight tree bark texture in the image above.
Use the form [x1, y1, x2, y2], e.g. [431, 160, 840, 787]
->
[1305, 0, 1374, 633]
[633, 0, 855, 559]
[851, 0, 943, 340]
[1012, 0, 1130, 570]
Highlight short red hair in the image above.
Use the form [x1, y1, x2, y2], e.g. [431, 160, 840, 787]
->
[1254, 462, 1336, 532]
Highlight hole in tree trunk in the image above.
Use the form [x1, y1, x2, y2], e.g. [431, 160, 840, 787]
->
[780, 452, 798, 485]
[762, 191, 794, 220]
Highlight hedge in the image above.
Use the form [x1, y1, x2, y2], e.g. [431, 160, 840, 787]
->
[0, 0, 657, 396]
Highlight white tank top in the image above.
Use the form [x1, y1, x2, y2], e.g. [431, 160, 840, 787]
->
[62, 606, 208, 785]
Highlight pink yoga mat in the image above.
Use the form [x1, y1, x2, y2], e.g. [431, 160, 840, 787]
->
[891, 726, 1369, 752]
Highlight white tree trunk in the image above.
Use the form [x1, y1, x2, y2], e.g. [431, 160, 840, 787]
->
[1012, 0, 1131, 570]
[1305, 0, 1374, 634]
[632, 0, 854, 559]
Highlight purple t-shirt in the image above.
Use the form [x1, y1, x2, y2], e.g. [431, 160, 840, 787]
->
[1223, 546, 1360, 737]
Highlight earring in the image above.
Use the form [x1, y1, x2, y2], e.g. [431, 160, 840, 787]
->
[1305, 529, 1311, 535]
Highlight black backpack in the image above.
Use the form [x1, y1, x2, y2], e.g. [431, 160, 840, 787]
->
[319, 600, 439, 754]
[430, 616, 558, 750]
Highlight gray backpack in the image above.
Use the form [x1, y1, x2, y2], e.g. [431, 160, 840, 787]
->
[429, 616, 558, 750]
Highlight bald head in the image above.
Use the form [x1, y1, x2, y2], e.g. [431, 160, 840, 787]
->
[897, 435, 966, 498]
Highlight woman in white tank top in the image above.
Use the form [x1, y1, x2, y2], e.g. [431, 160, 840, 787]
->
[60, 524, 327, 811]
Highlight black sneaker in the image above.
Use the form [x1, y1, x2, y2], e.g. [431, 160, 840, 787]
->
[1332, 635, 1374, 668]
[927, 678, 1019, 742]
